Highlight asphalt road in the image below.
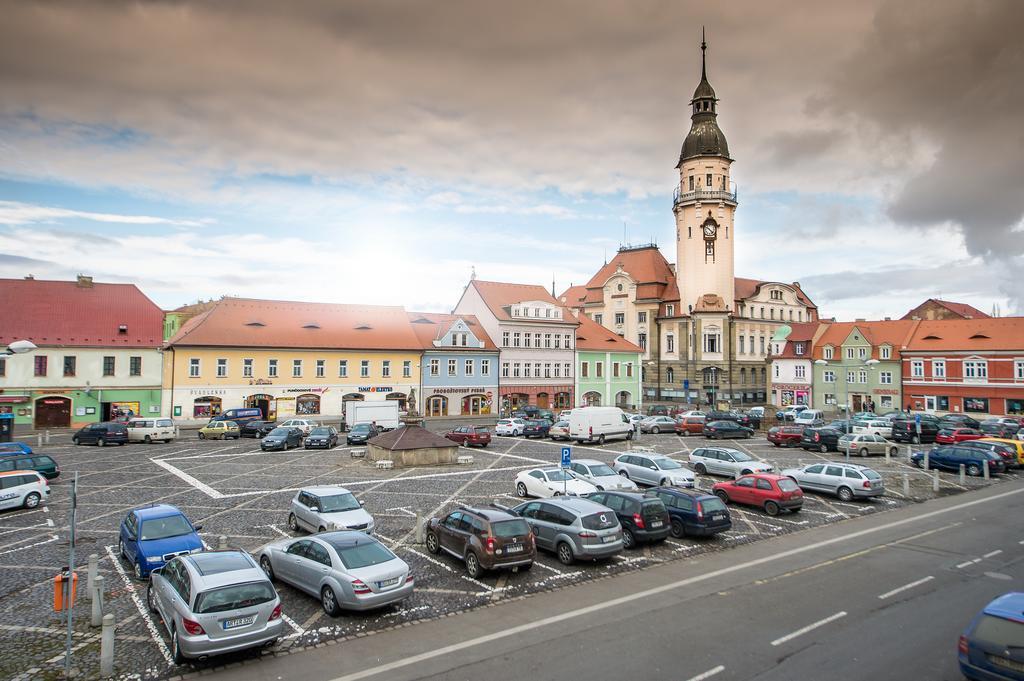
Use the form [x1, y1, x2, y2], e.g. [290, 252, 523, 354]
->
[214, 479, 1024, 681]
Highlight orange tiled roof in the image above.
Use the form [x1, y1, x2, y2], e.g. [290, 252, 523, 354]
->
[812, 320, 920, 360]
[467, 280, 577, 324]
[557, 285, 587, 309]
[165, 297, 422, 350]
[901, 298, 990, 320]
[773, 322, 821, 359]
[406, 312, 498, 350]
[583, 247, 675, 304]
[905, 318, 1024, 352]
[573, 313, 643, 353]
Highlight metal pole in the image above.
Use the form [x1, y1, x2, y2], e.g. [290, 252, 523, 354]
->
[64, 471, 78, 678]
[924, 450, 929, 471]
[414, 512, 424, 544]
[99, 613, 115, 677]
[90, 575, 104, 627]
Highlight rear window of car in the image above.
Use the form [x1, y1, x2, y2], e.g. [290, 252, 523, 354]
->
[473, 427, 490, 434]
[336, 541, 396, 569]
[699, 496, 727, 513]
[641, 500, 666, 514]
[972, 614, 1024, 648]
[777, 479, 799, 492]
[35, 456, 55, 466]
[194, 581, 276, 614]
[490, 519, 531, 538]
[862, 470, 882, 480]
[581, 512, 619, 530]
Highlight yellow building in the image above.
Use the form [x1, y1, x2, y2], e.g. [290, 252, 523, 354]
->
[163, 298, 422, 424]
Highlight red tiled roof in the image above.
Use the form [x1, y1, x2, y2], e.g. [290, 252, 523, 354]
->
[165, 297, 422, 350]
[557, 285, 587, 309]
[0, 278, 164, 347]
[573, 313, 643, 353]
[406, 312, 498, 350]
[773, 322, 821, 358]
[812, 320, 920, 360]
[901, 298, 990, 320]
[583, 247, 675, 304]
[466, 280, 577, 324]
[904, 318, 1024, 352]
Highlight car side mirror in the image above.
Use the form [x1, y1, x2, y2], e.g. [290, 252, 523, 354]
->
[309, 506, 319, 513]
[359, 500, 365, 507]
[649, 466, 658, 471]
[150, 566, 163, 575]
[193, 524, 203, 532]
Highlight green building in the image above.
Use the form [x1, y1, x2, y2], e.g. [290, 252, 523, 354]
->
[574, 314, 643, 411]
[810, 321, 913, 414]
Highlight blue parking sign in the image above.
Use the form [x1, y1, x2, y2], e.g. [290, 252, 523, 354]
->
[915, 414, 921, 424]
[561, 446, 572, 468]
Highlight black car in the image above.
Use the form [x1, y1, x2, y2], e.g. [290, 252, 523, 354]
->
[735, 410, 762, 429]
[523, 419, 553, 438]
[239, 420, 276, 438]
[0, 452, 60, 479]
[939, 414, 981, 430]
[827, 419, 855, 435]
[706, 410, 753, 427]
[260, 427, 303, 451]
[958, 440, 1018, 468]
[891, 418, 939, 444]
[346, 422, 380, 445]
[979, 421, 1019, 439]
[72, 422, 128, 446]
[304, 426, 339, 449]
[583, 490, 670, 549]
[703, 420, 753, 440]
[647, 487, 731, 538]
[800, 427, 843, 453]
[911, 445, 1004, 476]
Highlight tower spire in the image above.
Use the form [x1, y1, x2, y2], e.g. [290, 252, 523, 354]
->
[701, 26, 707, 81]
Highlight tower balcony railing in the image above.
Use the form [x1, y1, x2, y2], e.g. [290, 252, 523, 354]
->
[673, 186, 738, 207]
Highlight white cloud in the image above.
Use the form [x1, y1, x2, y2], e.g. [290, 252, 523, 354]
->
[0, 200, 213, 228]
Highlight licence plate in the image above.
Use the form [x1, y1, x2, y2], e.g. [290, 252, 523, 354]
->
[602, 535, 617, 543]
[988, 655, 1024, 673]
[378, 577, 400, 588]
[650, 520, 663, 528]
[712, 514, 725, 521]
[505, 544, 523, 553]
[222, 615, 256, 630]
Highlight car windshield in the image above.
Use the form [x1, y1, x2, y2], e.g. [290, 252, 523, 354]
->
[351, 424, 371, 434]
[655, 458, 683, 470]
[491, 519, 531, 538]
[544, 470, 571, 482]
[587, 464, 617, 477]
[194, 581, 276, 614]
[309, 428, 331, 436]
[336, 541, 395, 569]
[269, 428, 291, 436]
[319, 493, 360, 512]
[730, 451, 754, 462]
[777, 479, 799, 492]
[973, 614, 1024, 648]
[139, 514, 194, 541]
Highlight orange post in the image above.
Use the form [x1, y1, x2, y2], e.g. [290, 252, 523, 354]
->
[53, 570, 78, 612]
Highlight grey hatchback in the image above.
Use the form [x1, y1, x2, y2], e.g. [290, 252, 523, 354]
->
[147, 551, 283, 664]
[508, 497, 623, 565]
[780, 462, 885, 501]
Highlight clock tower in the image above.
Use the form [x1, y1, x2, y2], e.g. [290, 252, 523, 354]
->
[673, 32, 737, 312]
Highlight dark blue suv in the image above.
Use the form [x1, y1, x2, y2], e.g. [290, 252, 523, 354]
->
[118, 504, 204, 580]
[959, 591, 1024, 680]
[647, 487, 731, 538]
[911, 446, 1006, 477]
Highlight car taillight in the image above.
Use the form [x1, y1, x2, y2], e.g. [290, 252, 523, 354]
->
[269, 604, 282, 621]
[405, 574, 414, 583]
[578, 531, 596, 538]
[814, 433, 820, 442]
[958, 635, 969, 655]
[485, 537, 496, 554]
[589, 427, 593, 436]
[633, 513, 645, 529]
[182, 618, 205, 635]
[695, 502, 703, 520]
[863, 480, 871, 488]
[352, 579, 371, 595]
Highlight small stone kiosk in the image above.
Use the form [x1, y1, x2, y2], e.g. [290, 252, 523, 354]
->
[366, 425, 459, 467]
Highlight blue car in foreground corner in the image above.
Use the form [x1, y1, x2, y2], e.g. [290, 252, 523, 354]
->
[0, 442, 33, 455]
[118, 504, 204, 580]
[959, 591, 1024, 680]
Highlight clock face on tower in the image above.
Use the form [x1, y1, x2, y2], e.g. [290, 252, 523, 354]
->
[702, 217, 718, 239]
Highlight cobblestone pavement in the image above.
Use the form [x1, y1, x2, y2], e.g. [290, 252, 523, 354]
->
[0, 426, 1015, 680]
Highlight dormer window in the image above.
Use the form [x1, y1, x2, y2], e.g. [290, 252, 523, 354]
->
[794, 343, 805, 355]
[118, 325, 128, 334]
[554, 310, 561, 319]
[823, 346, 833, 360]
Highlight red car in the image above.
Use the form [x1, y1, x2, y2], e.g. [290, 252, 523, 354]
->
[767, 425, 804, 447]
[935, 427, 984, 444]
[445, 425, 492, 447]
[675, 417, 706, 436]
[712, 474, 803, 516]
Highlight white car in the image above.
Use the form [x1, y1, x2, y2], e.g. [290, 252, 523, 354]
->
[279, 418, 318, 436]
[558, 410, 573, 421]
[687, 446, 774, 478]
[568, 459, 638, 491]
[515, 468, 598, 498]
[288, 486, 375, 534]
[0, 471, 50, 511]
[678, 410, 706, 418]
[625, 414, 646, 429]
[126, 417, 178, 443]
[495, 418, 527, 436]
[851, 419, 893, 438]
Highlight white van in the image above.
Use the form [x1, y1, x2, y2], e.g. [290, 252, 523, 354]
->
[793, 409, 825, 426]
[569, 407, 634, 444]
[126, 418, 178, 444]
[0, 471, 50, 511]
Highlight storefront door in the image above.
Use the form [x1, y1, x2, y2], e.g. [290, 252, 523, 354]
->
[35, 397, 71, 428]
[924, 396, 936, 413]
[427, 396, 448, 417]
[536, 393, 550, 409]
[851, 394, 863, 412]
[246, 394, 274, 420]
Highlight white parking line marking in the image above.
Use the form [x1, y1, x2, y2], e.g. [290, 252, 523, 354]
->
[0, 534, 59, 557]
[281, 612, 305, 639]
[878, 576, 934, 599]
[103, 545, 173, 665]
[151, 458, 228, 498]
[956, 560, 974, 569]
[400, 547, 495, 592]
[770, 611, 847, 646]
[685, 665, 725, 681]
[983, 549, 1003, 558]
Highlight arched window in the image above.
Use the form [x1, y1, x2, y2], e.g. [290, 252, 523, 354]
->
[667, 367, 675, 383]
[296, 393, 320, 415]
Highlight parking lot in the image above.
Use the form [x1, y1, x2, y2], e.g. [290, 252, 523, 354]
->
[0, 426, 1017, 680]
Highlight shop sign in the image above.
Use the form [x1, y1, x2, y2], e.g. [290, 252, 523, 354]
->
[359, 386, 394, 393]
[872, 388, 899, 395]
[190, 389, 226, 396]
[284, 387, 330, 394]
[431, 387, 489, 395]
[249, 379, 273, 385]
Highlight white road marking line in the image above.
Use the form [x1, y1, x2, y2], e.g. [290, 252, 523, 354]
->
[770, 611, 847, 646]
[103, 545, 173, 665]
[385, 506, 418, 517]
[400, 547, 495, 592]
[256, 524, 290, 538]
[46, 518, 54, 527]
[476, 448, 552, 465]
[1019, 540, 1024, 545]
[324, 486, 1024, 681]
[151, 458, 226, 498]
[282, 612, 306, 639]
[956, 560, 974, 569]
[972, 558, 983, 564]
[983, 549, 1003, 558]
[0, 534, 59, 557]
[685, 665, 725, 681]
[878, 576, 934, 599]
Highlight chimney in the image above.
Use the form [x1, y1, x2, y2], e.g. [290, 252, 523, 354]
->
[884, 316, 891, 321]
[76, 274, 93, 288]
[855, 318, 866, 322]
[24, 274, 34, 280]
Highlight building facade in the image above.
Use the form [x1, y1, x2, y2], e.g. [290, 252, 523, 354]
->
[0, 276, 165, 428]
[163, 298, 421, 424]
[408, 312, 500, 418]
[768, 322, 820, 407]
[573, 314, 643, 410]
[454, 279, 578, 412]
[901, 318, 1024, 416]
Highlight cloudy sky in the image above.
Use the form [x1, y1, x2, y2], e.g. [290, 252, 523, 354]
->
[1, 0, 1021, 319]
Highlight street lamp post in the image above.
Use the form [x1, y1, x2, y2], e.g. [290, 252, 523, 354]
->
[1, 340, 36, 356]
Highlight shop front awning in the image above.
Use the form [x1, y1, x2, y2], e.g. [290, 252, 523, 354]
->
[0, 396, 29, 403]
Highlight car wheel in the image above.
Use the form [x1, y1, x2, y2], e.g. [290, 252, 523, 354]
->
[745, 433, 752, 439]
[626, 430, 634, 440]
[660, 478, 670, 487]
[670, 519, 686, 538]
[259, 556, 275, 580]
[652, 426, 660, 434]
[889, 447, 898, 457]
[97, 438, 106, 447]
[820, 444, 828, 453]
[556, 542, 575, 565]
[425, 531, 440, 554]
[772, 442, 780, 447]
[622, 528, 636, 549]
[318, 526, 326, 533]
[171, 626, 186, 665]
[859, 448, 869, 458]
[513, 430, 521, 437]
[741, 469, 752, 476]
[146, 582, 158, 612]
[133, 560, 143, 581]
[287, 513, 299, 532]
[598, 434, 606, 445]
[764, 501, 780, 516]
[23, 492, 41, 509]
[695, 463, 707, 475]
[714, 490, 729, 503]
[143, 435, 152, 444]
[118, 539, 127, 559]
[618, 470, 630, 479]
[465, 551, 484, 579]
[836, 486, 854, 502]
[321, 585, 341, 616]
[516, 482, 528, 497]
[519, 562, 533, 572]
[72, 437, 80, 445]
[912, 435, 921, 445]
[198, 432, 206, 440]
[967, 463, 981, 477]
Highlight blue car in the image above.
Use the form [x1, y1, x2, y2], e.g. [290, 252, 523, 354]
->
[911, 445, 1006, 477]
[647, 487, 732, 537]
[959, 592, 1024, 680]
[118, 504, 204, 580]
[0, 442, 33, 455]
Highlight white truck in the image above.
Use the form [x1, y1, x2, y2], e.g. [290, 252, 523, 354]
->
[569, 407, 634, 444]
[345, 401, 401, 431]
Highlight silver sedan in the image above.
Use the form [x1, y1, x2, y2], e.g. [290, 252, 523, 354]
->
[257, 532, 413, 615]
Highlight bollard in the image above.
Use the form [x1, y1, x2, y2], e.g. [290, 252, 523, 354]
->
[86, 554, 99, 599]
[99, 613, 115, 677]
[45, 430, 51, 444]
[902, 473, 910, 496]
[217, 535, 228, 551]
[885, 448, 890, 465]
[933, 470, 940, 493]
[414, 512, 425, 544]
[959, 464, 966, 485]
[90, 575, 105, 627]
[906, 445, 912, 461]
[924, 450, 929, 471]
[37, 433, 43, 447]
[984, 460, 990, 480]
